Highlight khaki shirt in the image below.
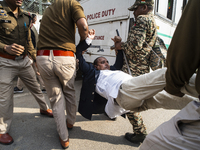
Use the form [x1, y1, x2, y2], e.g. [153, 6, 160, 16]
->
[165, 0, 200, 95]
[0, 1, 36, 60]
[37, 0, 85, 52]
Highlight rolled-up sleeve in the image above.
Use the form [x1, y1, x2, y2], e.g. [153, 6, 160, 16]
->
[71, 0, 86, 23]
[165, 0, 200, 95]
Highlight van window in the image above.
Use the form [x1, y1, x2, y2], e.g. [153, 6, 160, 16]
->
[167, 0, 174, 20]
[156, 0, 174, 20]
[155, 0, 188, 24]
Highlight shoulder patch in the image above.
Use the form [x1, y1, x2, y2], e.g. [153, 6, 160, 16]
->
[0, 9, 8, 19]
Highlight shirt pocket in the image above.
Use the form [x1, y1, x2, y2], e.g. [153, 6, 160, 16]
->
[0, 21, 15, 35]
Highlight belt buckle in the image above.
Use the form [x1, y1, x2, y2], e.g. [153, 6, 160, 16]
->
[15, 55, 23, 60]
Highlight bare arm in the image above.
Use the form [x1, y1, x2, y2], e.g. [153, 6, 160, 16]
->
[76, 18, 89, 41]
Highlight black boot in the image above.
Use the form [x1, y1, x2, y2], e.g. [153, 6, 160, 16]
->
[125, 132, 147, 143]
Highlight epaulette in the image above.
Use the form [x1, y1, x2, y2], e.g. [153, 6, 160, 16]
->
[0, 4, 3, 9]
[21, 9, 32, 27]
[22, 10, 32, 18]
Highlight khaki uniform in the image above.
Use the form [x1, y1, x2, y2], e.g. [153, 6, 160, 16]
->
[36, 0, 85, 141]
[16, 25, 45, 90]
[121, 13, 165, 135]
[0, 1, 49, 134]
[165, 0, 200, 95]
[141, 0, 200, 149]
[0, 3, 36, 60]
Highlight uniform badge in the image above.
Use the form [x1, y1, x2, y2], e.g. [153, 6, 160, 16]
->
[141, 0, 146, 4]
[0, 10, 8, 19]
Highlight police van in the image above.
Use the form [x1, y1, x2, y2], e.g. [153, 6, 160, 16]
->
[75, 0, 188, 65]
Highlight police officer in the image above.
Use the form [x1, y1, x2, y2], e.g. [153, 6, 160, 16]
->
[141, 0, 200, 149]
[112, 0, 163, 143]
[0, 0, 53, 145]
[36, 0, 88, 148]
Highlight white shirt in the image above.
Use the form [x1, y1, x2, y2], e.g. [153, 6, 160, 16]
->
[95, 70, 132, 118]
[33, 23, 40, 34]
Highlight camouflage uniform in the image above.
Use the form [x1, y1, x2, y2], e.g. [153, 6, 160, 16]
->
[121, 12, 157, 76]
[150, 36, 167, 70]
[121, 12, 166, 135]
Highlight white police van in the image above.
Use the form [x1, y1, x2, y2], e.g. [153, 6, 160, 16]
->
[75, 0, 188, 65]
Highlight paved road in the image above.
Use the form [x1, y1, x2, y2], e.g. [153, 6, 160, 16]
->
[0, 80, 179, 150]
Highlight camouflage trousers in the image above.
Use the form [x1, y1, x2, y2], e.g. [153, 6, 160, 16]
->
[126, 111, 147, 134]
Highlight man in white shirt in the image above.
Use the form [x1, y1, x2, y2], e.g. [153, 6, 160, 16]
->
[77, 30, 198, 121]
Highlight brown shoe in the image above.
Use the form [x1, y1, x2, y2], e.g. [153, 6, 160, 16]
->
[0, 133, 14, 145]
[40, 109, 53, 117]
[59, 137, 69, 149]
[66, 122, 73, 130]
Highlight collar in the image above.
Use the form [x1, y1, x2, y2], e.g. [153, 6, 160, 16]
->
[137, 12, 153, 19]
[147, 12, 153, 16]
[18, 8, 24, 16]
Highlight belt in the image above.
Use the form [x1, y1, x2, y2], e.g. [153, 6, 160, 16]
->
[37, 50, 74, 57]
[0, 53, 26, 60]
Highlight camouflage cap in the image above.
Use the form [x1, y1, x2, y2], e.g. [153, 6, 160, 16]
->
[128, 0, 154, 11]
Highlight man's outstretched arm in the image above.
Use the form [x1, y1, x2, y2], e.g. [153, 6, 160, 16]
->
[76, 29, 95, 73]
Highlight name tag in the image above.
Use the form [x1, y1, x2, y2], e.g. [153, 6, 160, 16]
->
[0, 20, 11, 23]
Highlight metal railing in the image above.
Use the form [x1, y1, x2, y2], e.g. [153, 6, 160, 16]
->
[22, 0, 54, 15]
[21, 0, 81, 15]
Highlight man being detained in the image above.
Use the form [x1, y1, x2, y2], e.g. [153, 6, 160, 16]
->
[76, 29, 198, 120]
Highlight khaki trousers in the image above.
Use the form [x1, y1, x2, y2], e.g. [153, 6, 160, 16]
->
[140, 0, 200, 149]
[32, 62, 45, 89]
[140, 101, 200, 150]
[36, 51, 77, 141]
[17, 62, 45, 90]
[116, 68, 198, 111]
[0, 56, 48, 134]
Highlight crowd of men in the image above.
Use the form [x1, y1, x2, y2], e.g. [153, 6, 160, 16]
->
[0, 0, 199, 149]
